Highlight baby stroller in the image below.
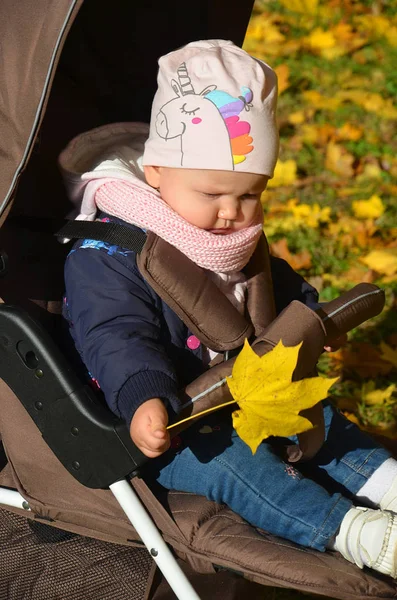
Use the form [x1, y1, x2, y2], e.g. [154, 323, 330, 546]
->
[0, 1, 396, 598]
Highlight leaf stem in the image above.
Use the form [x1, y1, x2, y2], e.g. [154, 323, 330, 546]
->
[167, 400, 237, 430]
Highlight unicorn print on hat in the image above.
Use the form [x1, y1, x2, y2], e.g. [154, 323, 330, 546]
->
[155, 62, 254, 169]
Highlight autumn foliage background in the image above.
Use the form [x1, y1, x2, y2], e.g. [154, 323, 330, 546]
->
[243, 0, 397, 448]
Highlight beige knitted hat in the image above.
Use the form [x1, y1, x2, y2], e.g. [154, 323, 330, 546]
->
[142, 39, 279, 176]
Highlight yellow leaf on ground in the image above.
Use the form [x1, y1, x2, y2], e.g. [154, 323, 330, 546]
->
[305, 28, 336, 50]
[300, 124, 319, 143]
[288, 111, 305, 125]
[263, 215, 301, 236]
[328, 216, 377, 248]
[355, 15, 397, 46]
[356, 163, 383, 181]
[380, 343, 397, 369]
[227, 340, 338, 454]
[385, 26, 397, 47]
[279, 0, 318, 14]
[336, 122, 363, 141]
[361, 249, 397, 277]
[302, 90, 341, 111]
[301, 123, 335, 145]
[289, 202, 331, 228]
[271, 238, 312, 270]
[244, 16, 286, 44]
[335, 90, 397, 119]
[267, 159, 297, 187]
[361, 382, 396, 406]
[323, 266, 375, 287]
[331, 343, 393, 378]
[352, 195, 385, 219]
[275, 64, 290, 94]
[325, 142, 355, 177]
[303, 23, 366, 59]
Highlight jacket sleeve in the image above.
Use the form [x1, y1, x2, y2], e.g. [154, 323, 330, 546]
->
[270, 255, 319, 315]
[64, 246, 182, 425]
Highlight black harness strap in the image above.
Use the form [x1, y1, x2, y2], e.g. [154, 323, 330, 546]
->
[55, 219, 147, 253]
[9, 217, 147, 254]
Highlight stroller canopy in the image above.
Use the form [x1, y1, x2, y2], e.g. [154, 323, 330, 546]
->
[0, 0, 253, 221]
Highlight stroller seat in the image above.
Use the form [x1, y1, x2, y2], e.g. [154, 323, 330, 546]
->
[0, 357, 396, 600]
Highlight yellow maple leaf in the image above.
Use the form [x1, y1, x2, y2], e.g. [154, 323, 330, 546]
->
[227, 340, 338, 454]
[336, 122, 363, 142]
[380, 343, 397, 369]
[325, 142, 354, 177]
[280, 0, 318, 15]
[302, 90, 341, 111]
[289, 202, 331, 228]
[300, 123, 319, 143]
[355, 15, 397, 47]
[302, 23, 366, 60]
[356, 164, 383, 181]
[267, 159, 297, 188]
[271, 238, 312, 270]
[335, 90, 397, 120]
[361, 381, 396, 405]
[244, 15, 286, 44]
[288, 110, 305, 125]
[352, 195, 385, 219]
[361, 249, 397, 277]
[385, 26, 397, 48]
[275, 64, 290, 94]
[305, 27, 336, 51]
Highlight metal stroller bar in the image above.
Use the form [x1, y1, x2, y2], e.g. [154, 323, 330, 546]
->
[0, 479, 201, 599]
[110, 479, 200, 599]
[0, 488, 31, 511]
[0, 480, 200, 598]
[0, 481, 201, 596]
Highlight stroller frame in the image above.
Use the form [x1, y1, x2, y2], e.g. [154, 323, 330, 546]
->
[0, 304, 200, 598]
[0, 482, 199, 599]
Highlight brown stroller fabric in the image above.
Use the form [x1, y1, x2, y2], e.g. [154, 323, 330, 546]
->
[0, 506, 154, 600]
[0, 372, 396, 600]
[0, 2, 396, 599]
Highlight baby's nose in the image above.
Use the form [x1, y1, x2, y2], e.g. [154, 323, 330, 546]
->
[218, 200, 239, 220]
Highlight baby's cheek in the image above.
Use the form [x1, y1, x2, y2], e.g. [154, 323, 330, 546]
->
[197, 205, 218, 229]
[244, 203, 261, 225]
[254, 201, 264, 222]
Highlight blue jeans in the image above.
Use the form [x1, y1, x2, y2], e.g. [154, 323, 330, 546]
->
[146, 402, 390, 551]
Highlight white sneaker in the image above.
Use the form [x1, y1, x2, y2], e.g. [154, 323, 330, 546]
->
[334, 506, 397, 578]
[380, 474, 397, 513]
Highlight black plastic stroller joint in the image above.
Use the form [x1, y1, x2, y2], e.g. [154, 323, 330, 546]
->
[0, 251, 8, 278]
[0, 304, 147, 488]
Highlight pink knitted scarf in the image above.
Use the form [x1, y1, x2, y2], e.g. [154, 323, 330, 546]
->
[95, 180, 262, 272]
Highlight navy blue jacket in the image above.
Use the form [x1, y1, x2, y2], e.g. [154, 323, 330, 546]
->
[63, 216, 319, 425]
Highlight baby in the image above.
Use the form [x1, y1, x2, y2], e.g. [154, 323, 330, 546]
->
[130, 166, 268, 457]
[62, 40, 397, 578]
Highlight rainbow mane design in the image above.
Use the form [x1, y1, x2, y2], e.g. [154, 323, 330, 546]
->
[157, 64, 254, 169]
[205, 86, 254, 165]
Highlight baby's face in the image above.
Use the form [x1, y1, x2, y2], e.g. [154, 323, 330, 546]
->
[144, 167, 268, 233]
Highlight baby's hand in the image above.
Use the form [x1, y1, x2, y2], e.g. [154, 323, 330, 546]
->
[130, 398, 170, 458]
[324, 333, 348, 353]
